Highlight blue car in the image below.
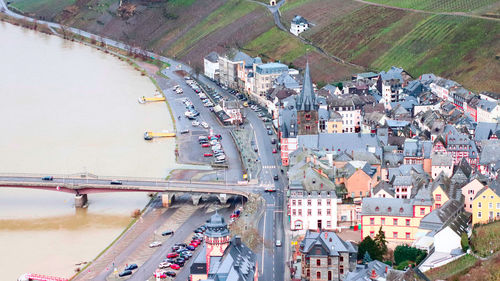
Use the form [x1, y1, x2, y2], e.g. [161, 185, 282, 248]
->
[124, 264, 138, 271]
[118, 270, 132, 277]
[187, 245, 195, 251]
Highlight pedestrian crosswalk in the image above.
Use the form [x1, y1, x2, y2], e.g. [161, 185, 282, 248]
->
[262, 165, 276, 169]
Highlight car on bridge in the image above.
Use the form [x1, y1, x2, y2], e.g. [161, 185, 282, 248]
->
[124, 264, 138, 271]
[41, 176, 53, 181]
[118, 270, 132, 277]
[110, 180, 122, 185]
[265, 187, 276, 192]
[162, 230, 174, 236]
[149, 241, 162, 248]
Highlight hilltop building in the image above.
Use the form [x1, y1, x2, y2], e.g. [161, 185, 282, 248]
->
[290, 15, 309, 36]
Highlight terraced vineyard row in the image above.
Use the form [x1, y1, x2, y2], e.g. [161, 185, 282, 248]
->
[365, 0, 499, 12]
[372, 15, 464, 71]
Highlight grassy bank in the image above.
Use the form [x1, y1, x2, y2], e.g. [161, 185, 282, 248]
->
[425, 254, 478, 280]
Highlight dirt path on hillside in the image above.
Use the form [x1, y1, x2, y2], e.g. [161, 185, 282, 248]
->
[351, 0, 500, 21]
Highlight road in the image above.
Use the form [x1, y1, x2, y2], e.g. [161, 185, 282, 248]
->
[195, 76, 287, 281]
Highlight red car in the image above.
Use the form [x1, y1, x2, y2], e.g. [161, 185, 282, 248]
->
[203, 153, 213, 157]
[191, 240, 200, 245]
[167, 253, 178, 258]
[170, 264, 180, 270]
[272, 148, 277, 154]
[201, 143, 210, 148]
[189, 243, 199, 248]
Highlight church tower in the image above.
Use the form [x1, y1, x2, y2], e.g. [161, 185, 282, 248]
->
[204, 211, 231, 273]
[296, 62, 319, 135]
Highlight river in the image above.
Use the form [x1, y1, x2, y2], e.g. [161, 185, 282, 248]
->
[0, 22, 178, 280]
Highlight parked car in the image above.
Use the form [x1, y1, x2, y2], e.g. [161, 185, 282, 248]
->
[175, 243, 187, 247]
[41, 176, 53, 181]
[124, 264, 138, 271]
[187, 245, 195, 251]
[149, 241, 162, 248]
[272, 148, 277, 154]
[201, 122, 209, 129]
[214, 159, 225, 164]
[166, 271, 176, 277]
[201, 143, 210, 148]
[162, 230, 174, 236]
[170, 264, 180, 270]
[167, 253, 178, 259]
[118, 270, 132, 277]
[203, 153, 213, 157]
[180, 129, 189, 134]
[271, 138, 276, 144]
[158, 262, 170, 269]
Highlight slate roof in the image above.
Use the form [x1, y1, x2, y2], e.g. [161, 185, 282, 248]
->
[431, 153, 453, 166]
[418, 199, 463, 231]
[361, 197, 416, 217]
[393, 175, 413, 186]
[300, 230, 357, 257]
[205, 51, 219, 63]
[291, 15, 308, 25]
[205, 212, 230, 238]
[475, 122, 500, 141]
[344, 260, 393, 281]
[372, 181, 395, 197]
[379, 66, 404, 82]
[479, 141, 500, 165]
[297, 133, 385, 158]
[275, 73, 301, 90]
[478, 99, 498, 113]
[296, 62, 317, 111]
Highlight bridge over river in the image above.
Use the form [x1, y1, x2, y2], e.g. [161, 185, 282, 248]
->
[0, 173, 257, 207]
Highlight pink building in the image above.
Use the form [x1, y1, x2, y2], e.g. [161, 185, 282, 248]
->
[462, 179, 486, 212]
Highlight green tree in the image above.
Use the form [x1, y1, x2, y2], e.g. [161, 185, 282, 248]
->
[374, 226, 388, 256]
[363, 251, 372, 264]
[358, 236, 383, 262]
[394, 245, 427, 266]
[461, 232, 469, 252]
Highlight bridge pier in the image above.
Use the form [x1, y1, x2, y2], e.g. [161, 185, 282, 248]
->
[161, 192, 174, 208]
[191, 194, 202, 206]
[217, 193, 228, 205]
[75, 194, 88, 208]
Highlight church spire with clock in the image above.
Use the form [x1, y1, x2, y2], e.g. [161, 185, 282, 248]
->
[204, 211, 231, 273]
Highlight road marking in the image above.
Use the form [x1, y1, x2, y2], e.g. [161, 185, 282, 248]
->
[263, 165, 276, 169]
[274, 210, 283, 213]
[261, 210, 266, 275]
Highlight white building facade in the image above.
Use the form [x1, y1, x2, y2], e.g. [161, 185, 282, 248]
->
[289, 190, 338, 232]
[290, 15, 309, 36]
[203, 52, 219, 80]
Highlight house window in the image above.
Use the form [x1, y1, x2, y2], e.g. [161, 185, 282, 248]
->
[318, 200, 322, 206]
[478, 211, 482, 218]
[381, 218, 385, 225]
[305, 125, 311, 131]
[307, 269, 310, 277]
[316, 259, 321, 266]
[375, 206, 380, 212]
[328, 258, 331, 265]
[327, 209, 331, 215]
[489, 203, 493, 209]
[435, 194, 441, 201]
[406, 232, 410, 239]
[327, 199, 331, 206]
[329, 270, 333, 280]
[478, 202, 482, 208]
[406, 219, 411, 226]
[339, 256, 344, 262]
[305, 114, 311, 120]
[393, 232, 398, 239]
[393, 218, 398, 226]
[292, 200, 296, 206]
[420, 208, 425, 215]
[292, 209, 296, 215]
[308, 209, 312, 215]
[298, 209, 302, 215]
[370, 218, 375, 225]
[317, 272, 321, 279]
[307, 200, 312, 206]
[298, 200, 302, 206]
[436, 204, 441, 208]
[370, 231, 375, 237]
[318, 209, 322, 216]
[497, 203, 500, 209]
[327, 221, 331, 228]
[339, 266, 344, 275]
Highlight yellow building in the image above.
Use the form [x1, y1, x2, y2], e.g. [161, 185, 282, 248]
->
[472, 185, 500, 225]
[432, 184, 450, 209]
[326, 111, 343, 133]
[361, 197, 432, 246]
